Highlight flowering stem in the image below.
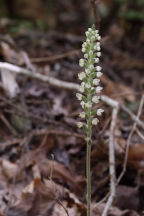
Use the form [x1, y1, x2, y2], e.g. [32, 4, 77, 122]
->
[86, 111, 92, 216]
[76, 25, 104, 216]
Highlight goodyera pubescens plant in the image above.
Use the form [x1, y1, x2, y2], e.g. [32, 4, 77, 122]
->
[76, 25, 104, 216]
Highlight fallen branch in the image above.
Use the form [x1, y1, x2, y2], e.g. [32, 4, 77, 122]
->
[0, 62, 144, 130]
[102, 106, 118, 216]
[0, 62, 79, 91]
[117, 94, 144, 184]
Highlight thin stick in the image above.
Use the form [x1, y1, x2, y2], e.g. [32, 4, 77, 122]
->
[0, 62, 80, 91]
[102, 106, 118, 216]
[117, 94, 144, 184]
[30, 49, 80, 63]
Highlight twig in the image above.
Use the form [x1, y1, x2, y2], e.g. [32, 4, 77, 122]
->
[102, 106, 118, 216]
[0, 62, 144, 130]
[120, 103, 144, 130]
[90, 0, 101, 29]
[101, 95, 144, 130]
[0, 112, 17, 136]
[30, 49, 80, 63]
[135, 127, 144, 140]
[0, 62, 80, 91]
[117, 94, 144, 184]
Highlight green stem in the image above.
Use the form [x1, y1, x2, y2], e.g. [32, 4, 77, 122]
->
[86, 109, 92, 216]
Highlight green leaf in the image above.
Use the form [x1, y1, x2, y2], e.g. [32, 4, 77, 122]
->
[83, 124, 88, 132]
[91, 110, 97, 116]
[82, 95, 87, 103]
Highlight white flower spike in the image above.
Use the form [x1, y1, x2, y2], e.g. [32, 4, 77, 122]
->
[76, 24, 104, 216]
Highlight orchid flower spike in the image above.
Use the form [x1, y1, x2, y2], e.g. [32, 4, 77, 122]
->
[76, 25, 104, 129]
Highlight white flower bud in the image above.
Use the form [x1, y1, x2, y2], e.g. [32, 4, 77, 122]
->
[97, 52, 101, 57]
[88, 28, 92, 32]
[79, 112, 85, 118]
[80, 101, 85, 108]
[97, 36, 101, 40]
[96, 72, 103, 77]
[96, 46, 101, 51]
[85, 31, 89, 36]
[89, 65, 94, 70]
[78, 72, 86, 80]
[85, 83, 91, 89]
[91, 36, 95, 41]
[96, 42, 100, 46]
[82, 47, 86, 53]
[85, 69, 90, 74]
[96, 86, 103, 93]
[85, 102, 92, 108]
[94, 58, 99, 63]
[86, 39, 90, 43]
[81, 82, 85, 87]
[89, 50, 93, 55]
[97, 109, 104, 116]
[92, 118, 99, 125]
[84, 54, 88, 59]
[92, 96, 100, 103]
[79, 86, 84, 93]
[79, 59, 85, 67]
[82, 42, 87, 47]
[93, 79, 100, 85]
[77, 122, 83, 128]
[76, 93, 82, 100]
[96, 66, 102, 71]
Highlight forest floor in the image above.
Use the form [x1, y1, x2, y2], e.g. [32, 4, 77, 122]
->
[0, 13, 144, 216]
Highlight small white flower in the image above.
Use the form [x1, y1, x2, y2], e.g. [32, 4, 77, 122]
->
[89, 65, 94, 70]
[92, 96, 100, 103]
[95, 30, 99, 34]
[81, 82, 85, 87]
[85, 69, 90, 74]
[96, 86, 103, 93]
[84, 54, 88, 59]
[96, 66, 102, 71]
[94, 58, 99, 63]
[79, 59, 85, 67]
[91, 36, 95, 41]
[77, 122, 83, 128]
[79, 112, 85, 118]
[82, 42, 87, 47]
[80, 101, 85, 108]
[82, 47, 86, 53]
[86, 39, 90, 43]
[96, 72, 103, 77]
[89, 50, 93, 55]
[93, 78, 100, 85]
[96, 46, 101, 51]
[79, 86, 84, 93]
[85, 31, 89, 37]
[97, 36, 101, 40]
[78, 72, 86, 80]
[76, 93, 82, 100]
[85, 102, 92, 108]
[97, 109, 104, 116]
[94, 44, 101, 50]
[88, 28, 92, 32]
[85, 83, 91, 89]
[92, 118, 99, 125]
[97, 52, 101, 57]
